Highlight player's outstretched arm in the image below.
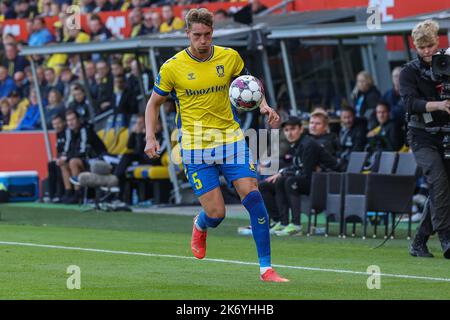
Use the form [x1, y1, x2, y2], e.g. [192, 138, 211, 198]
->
[259, 96, 281, 128]
[144, 91, 168, 159]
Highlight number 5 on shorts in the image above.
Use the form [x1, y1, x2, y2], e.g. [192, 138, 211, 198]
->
[192, 172, 203, 190]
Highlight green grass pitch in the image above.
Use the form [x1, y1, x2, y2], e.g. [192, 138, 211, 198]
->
[0, 203, 449, 300]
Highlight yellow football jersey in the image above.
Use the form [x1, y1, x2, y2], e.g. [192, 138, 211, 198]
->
[154, 45, 245, 150]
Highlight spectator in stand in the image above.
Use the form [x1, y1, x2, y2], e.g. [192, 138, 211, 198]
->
[16, 88, 44, 131]
[79, 60, 98, 99]
[1, 90, 29, 131]
[68, 83, 92, 121]
[13, 71, 27, 97]
[81, 0, 96, 13]
[15, 0, 38, 19]
[0, 65, 17, 98]
[88, 13, 113, 41]
[308, 110, 340, 157]
[93, 0, 113, 13]
[128, 0, 149, 10]
[0, 0, 16, 20]
[114, 114, 166, 203]
[57, 109, 106, 204]
[140, 11, 157, 35]
[45, 88, 65, 129]
[43, 67, 64, 97]
[338, 106, 367, 163]
[160, 5, 184, 33]
[2, 43, 29, 76]
[128, 7, 143, 37]
[0, 97, 11, 130]
[60, 66, 78, 104]
[383, 66, 405, 126]
[351, 70, 381, 130]
[45, 114, 66, 203]
[111, 59, 125, 77]
[65, 25, 91, 43]
[40, 0, 54, 17]
[150, 11, 162, 33]
[366, 101, 404, 153]
[111, 75, 138, 119]
[28, 17, 55, 46]
[111, 0, 126, 11]
[95, 59, 114, 113]
[50, 1, 62, 17]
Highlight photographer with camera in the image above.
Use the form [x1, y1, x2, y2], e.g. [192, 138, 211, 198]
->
[400, 20, 450, 259]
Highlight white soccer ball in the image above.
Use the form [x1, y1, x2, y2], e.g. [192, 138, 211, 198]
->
[229, 75, 265, 111]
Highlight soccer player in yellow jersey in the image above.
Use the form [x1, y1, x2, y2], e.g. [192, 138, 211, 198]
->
[145, 8, 289, 282]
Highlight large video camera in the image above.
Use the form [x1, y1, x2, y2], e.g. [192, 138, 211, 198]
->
[425, 48, 450, 159]
[432, 47, 450, 99]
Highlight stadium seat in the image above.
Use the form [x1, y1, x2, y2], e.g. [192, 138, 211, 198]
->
[364, 152, 418, 239]
[342, 152, 398, 239]
[325, 152, 368, 237]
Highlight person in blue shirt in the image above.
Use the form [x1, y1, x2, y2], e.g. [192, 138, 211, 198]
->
[28, 17, 55, 47]
[382, 66, 405, 126]
[0, 66, 17, 98]
[16, 88, 46, 130]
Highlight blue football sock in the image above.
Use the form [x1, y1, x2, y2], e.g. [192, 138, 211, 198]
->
[242, 190, 271, 268]
[195, 211, 224, 231]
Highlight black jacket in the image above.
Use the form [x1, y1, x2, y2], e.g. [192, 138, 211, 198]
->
[338, 118, 367, 161]
[399, 56, 450, 149]
[280, 134, 340, 183]
[310, 132, 340, 157]
[367, 119, 404, 152]
[63, 125, 106, 161]
[56, 129, 66, 157]
[353, 85, 381, 129]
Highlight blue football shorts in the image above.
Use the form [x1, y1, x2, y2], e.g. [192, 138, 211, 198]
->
[182, 140, 257, 196]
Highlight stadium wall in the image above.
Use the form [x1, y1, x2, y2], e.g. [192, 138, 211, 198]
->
[0, 132, 56, 185]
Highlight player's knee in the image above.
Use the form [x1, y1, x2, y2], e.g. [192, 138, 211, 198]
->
[69, 158, 82, 168]
[205, 206, 226, 218]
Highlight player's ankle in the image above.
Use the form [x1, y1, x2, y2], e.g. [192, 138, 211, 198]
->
[260, 266, 272, 275]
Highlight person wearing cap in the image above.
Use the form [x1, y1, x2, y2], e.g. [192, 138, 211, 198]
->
[263, 116, 340, 236]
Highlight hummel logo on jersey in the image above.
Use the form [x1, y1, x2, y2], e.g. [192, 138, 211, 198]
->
[188, 73, 196, 80]
[258, 217, 266, 224]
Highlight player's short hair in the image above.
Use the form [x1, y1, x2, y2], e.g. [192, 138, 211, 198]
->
[52, 113, 64, 122]
[357, 70, 374, 87]
[376, 100, 391, 112]
[341, 106, 356, 116]
[310, 110, 329, 125]
[185, 8, 213, 29]
[412, 19, 439, 47]
[65, 108, 80, 119]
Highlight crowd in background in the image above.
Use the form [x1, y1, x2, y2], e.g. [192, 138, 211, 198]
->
[0, 1, 422, 219]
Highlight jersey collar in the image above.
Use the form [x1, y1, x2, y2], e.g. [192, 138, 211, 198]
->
[185, 46, 214, 62]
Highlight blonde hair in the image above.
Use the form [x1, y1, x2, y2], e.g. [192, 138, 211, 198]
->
[185, 8, 213, 29]
[310, 110, 329, 125]
[357, 70, 374, 87]
[412, 19, 439, 47]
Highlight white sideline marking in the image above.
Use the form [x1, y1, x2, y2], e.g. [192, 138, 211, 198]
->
[1, 241, 450, 283]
